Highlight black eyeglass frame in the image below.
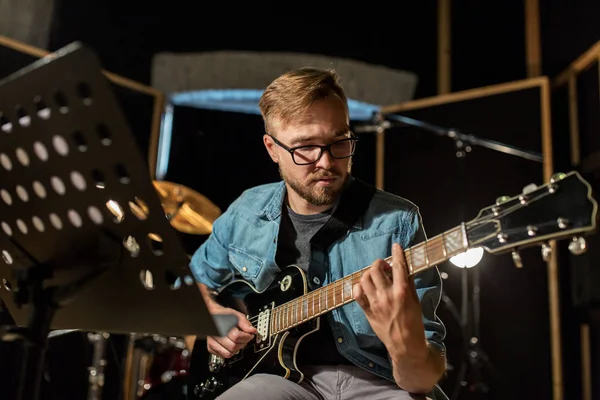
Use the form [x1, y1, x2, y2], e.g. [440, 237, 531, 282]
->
[267, 133, 359, 166]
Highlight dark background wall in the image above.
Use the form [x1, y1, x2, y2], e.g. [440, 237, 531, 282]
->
[0, 1, 599, 400]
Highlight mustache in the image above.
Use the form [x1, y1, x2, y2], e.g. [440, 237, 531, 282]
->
[311, 171, 339, 181]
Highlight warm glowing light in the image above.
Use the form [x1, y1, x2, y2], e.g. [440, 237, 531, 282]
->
[450, 247, 484, 268]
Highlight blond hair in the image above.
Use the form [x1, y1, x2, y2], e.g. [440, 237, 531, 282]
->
[258, 67, 349, 135]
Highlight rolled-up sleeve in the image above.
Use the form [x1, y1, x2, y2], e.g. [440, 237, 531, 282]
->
[189, 203, 237, 290]
[407, 208, 447, 355]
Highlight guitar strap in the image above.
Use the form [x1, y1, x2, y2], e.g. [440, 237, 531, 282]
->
[308, 177, 377, 287]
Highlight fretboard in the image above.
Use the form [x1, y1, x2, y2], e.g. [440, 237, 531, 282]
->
[269, 223, 468, 335]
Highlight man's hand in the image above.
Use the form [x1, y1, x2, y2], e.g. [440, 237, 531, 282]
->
[206, 304, 258, 359]
[353, 242, 428, 360]
[353, 242, 443, 393]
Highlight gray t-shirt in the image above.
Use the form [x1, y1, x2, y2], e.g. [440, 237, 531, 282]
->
[274, 201, 353, 366]
[275, 205, 332, 271]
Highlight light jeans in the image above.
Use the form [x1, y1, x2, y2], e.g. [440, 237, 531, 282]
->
[214, 364, 433, 400]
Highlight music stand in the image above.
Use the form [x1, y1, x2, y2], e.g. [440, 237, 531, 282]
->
[0, 42, 236, 400]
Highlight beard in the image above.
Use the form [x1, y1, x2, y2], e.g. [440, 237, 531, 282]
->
[278, 160, 352, 207]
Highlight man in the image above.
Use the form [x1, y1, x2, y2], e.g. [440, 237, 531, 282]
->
[189, 67, 447, 400]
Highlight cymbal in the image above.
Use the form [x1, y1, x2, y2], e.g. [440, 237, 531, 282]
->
[153, 181, 221, 235]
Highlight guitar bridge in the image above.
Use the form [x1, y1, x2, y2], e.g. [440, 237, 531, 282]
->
[254, 303, 273, 352]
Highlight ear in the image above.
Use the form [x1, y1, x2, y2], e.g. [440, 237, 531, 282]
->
[263, 134, 279, 163]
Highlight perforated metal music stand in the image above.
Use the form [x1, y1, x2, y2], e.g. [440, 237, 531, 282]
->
[0, 42, 236, 400]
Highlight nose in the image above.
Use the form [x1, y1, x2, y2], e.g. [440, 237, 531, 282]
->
[315, 149, 334, 169]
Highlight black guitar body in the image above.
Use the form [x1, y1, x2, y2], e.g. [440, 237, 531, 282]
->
[187, 266, 318, 400]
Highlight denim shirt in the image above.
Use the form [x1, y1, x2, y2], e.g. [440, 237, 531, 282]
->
[189, 178, 447, 399]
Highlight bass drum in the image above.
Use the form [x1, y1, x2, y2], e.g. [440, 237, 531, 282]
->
[133, 335, 190, 400]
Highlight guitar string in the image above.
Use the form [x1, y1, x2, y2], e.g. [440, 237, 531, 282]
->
[242, 200, 533, 328]
[240, 193, 543, 329]
[241, 237, 457, 329]
[212, 186, 569, 361]
[220, 191, 555, 358]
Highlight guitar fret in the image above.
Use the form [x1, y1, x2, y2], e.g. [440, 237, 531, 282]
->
[292, 301, 297, 326]
[444, 226, 466, 256]
[333, 283, 337, 306]
[286, 303, 290, 328]
[334, 284, 337, 307]
[411, 243, 426, 272]
[441, 232, 448, 258]
[302, 298, 308, 320]
[320, 288, 324, 312]
[343, 278, 352, 302]
[317, 290, 321, 315]
[427, 236, 446, 265]
[294, 301, 297, 325]
[431, 237, 442, 264]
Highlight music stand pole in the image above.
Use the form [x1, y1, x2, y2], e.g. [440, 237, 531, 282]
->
[15, 265, 55, 400]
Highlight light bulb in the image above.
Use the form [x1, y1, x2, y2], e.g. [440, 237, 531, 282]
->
[450, 247, 484, 268]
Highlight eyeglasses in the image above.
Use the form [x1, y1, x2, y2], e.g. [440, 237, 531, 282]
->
[268, 133, 358, 165]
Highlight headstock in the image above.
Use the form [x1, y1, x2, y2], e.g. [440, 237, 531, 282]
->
[465, 171, 598, 266]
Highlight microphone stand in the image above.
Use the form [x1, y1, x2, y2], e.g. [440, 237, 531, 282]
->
[356, 112, 544, 399]
[452, 138, 494, 400]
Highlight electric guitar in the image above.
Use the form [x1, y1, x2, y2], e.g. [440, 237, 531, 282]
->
[187, 171, 598, 399]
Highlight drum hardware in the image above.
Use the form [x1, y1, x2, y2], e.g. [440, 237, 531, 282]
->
[87, 332, 110, 400]
[152, 181, 221, 235]
[47, 329, 79, 338]
[120, 182, 218, 400]
[123, 333, 190, 400]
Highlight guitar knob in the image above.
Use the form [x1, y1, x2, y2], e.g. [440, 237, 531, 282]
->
[568, 236, 587, 255]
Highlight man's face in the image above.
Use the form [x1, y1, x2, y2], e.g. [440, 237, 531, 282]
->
[264, 96, 353, 207]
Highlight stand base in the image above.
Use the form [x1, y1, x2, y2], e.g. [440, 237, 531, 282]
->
[12, 270, 57, 400]
[451, 341, 496, 400]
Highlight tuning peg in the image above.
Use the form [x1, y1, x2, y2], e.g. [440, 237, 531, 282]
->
[541, 243, 552, 261]
[495, 196, 510, 205]
[550, 172, 566, 183]
[568, 236, 587, 255]
[511, 250, 523, 268]
[522, 183, 537, 195]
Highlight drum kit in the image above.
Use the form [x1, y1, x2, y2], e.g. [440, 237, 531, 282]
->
[47, 180, 221, 400]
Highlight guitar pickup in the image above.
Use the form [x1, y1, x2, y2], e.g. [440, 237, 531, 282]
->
[254, 303, 273, 352]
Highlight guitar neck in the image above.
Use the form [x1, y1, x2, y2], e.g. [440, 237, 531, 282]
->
[270, 223, 469, 335]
